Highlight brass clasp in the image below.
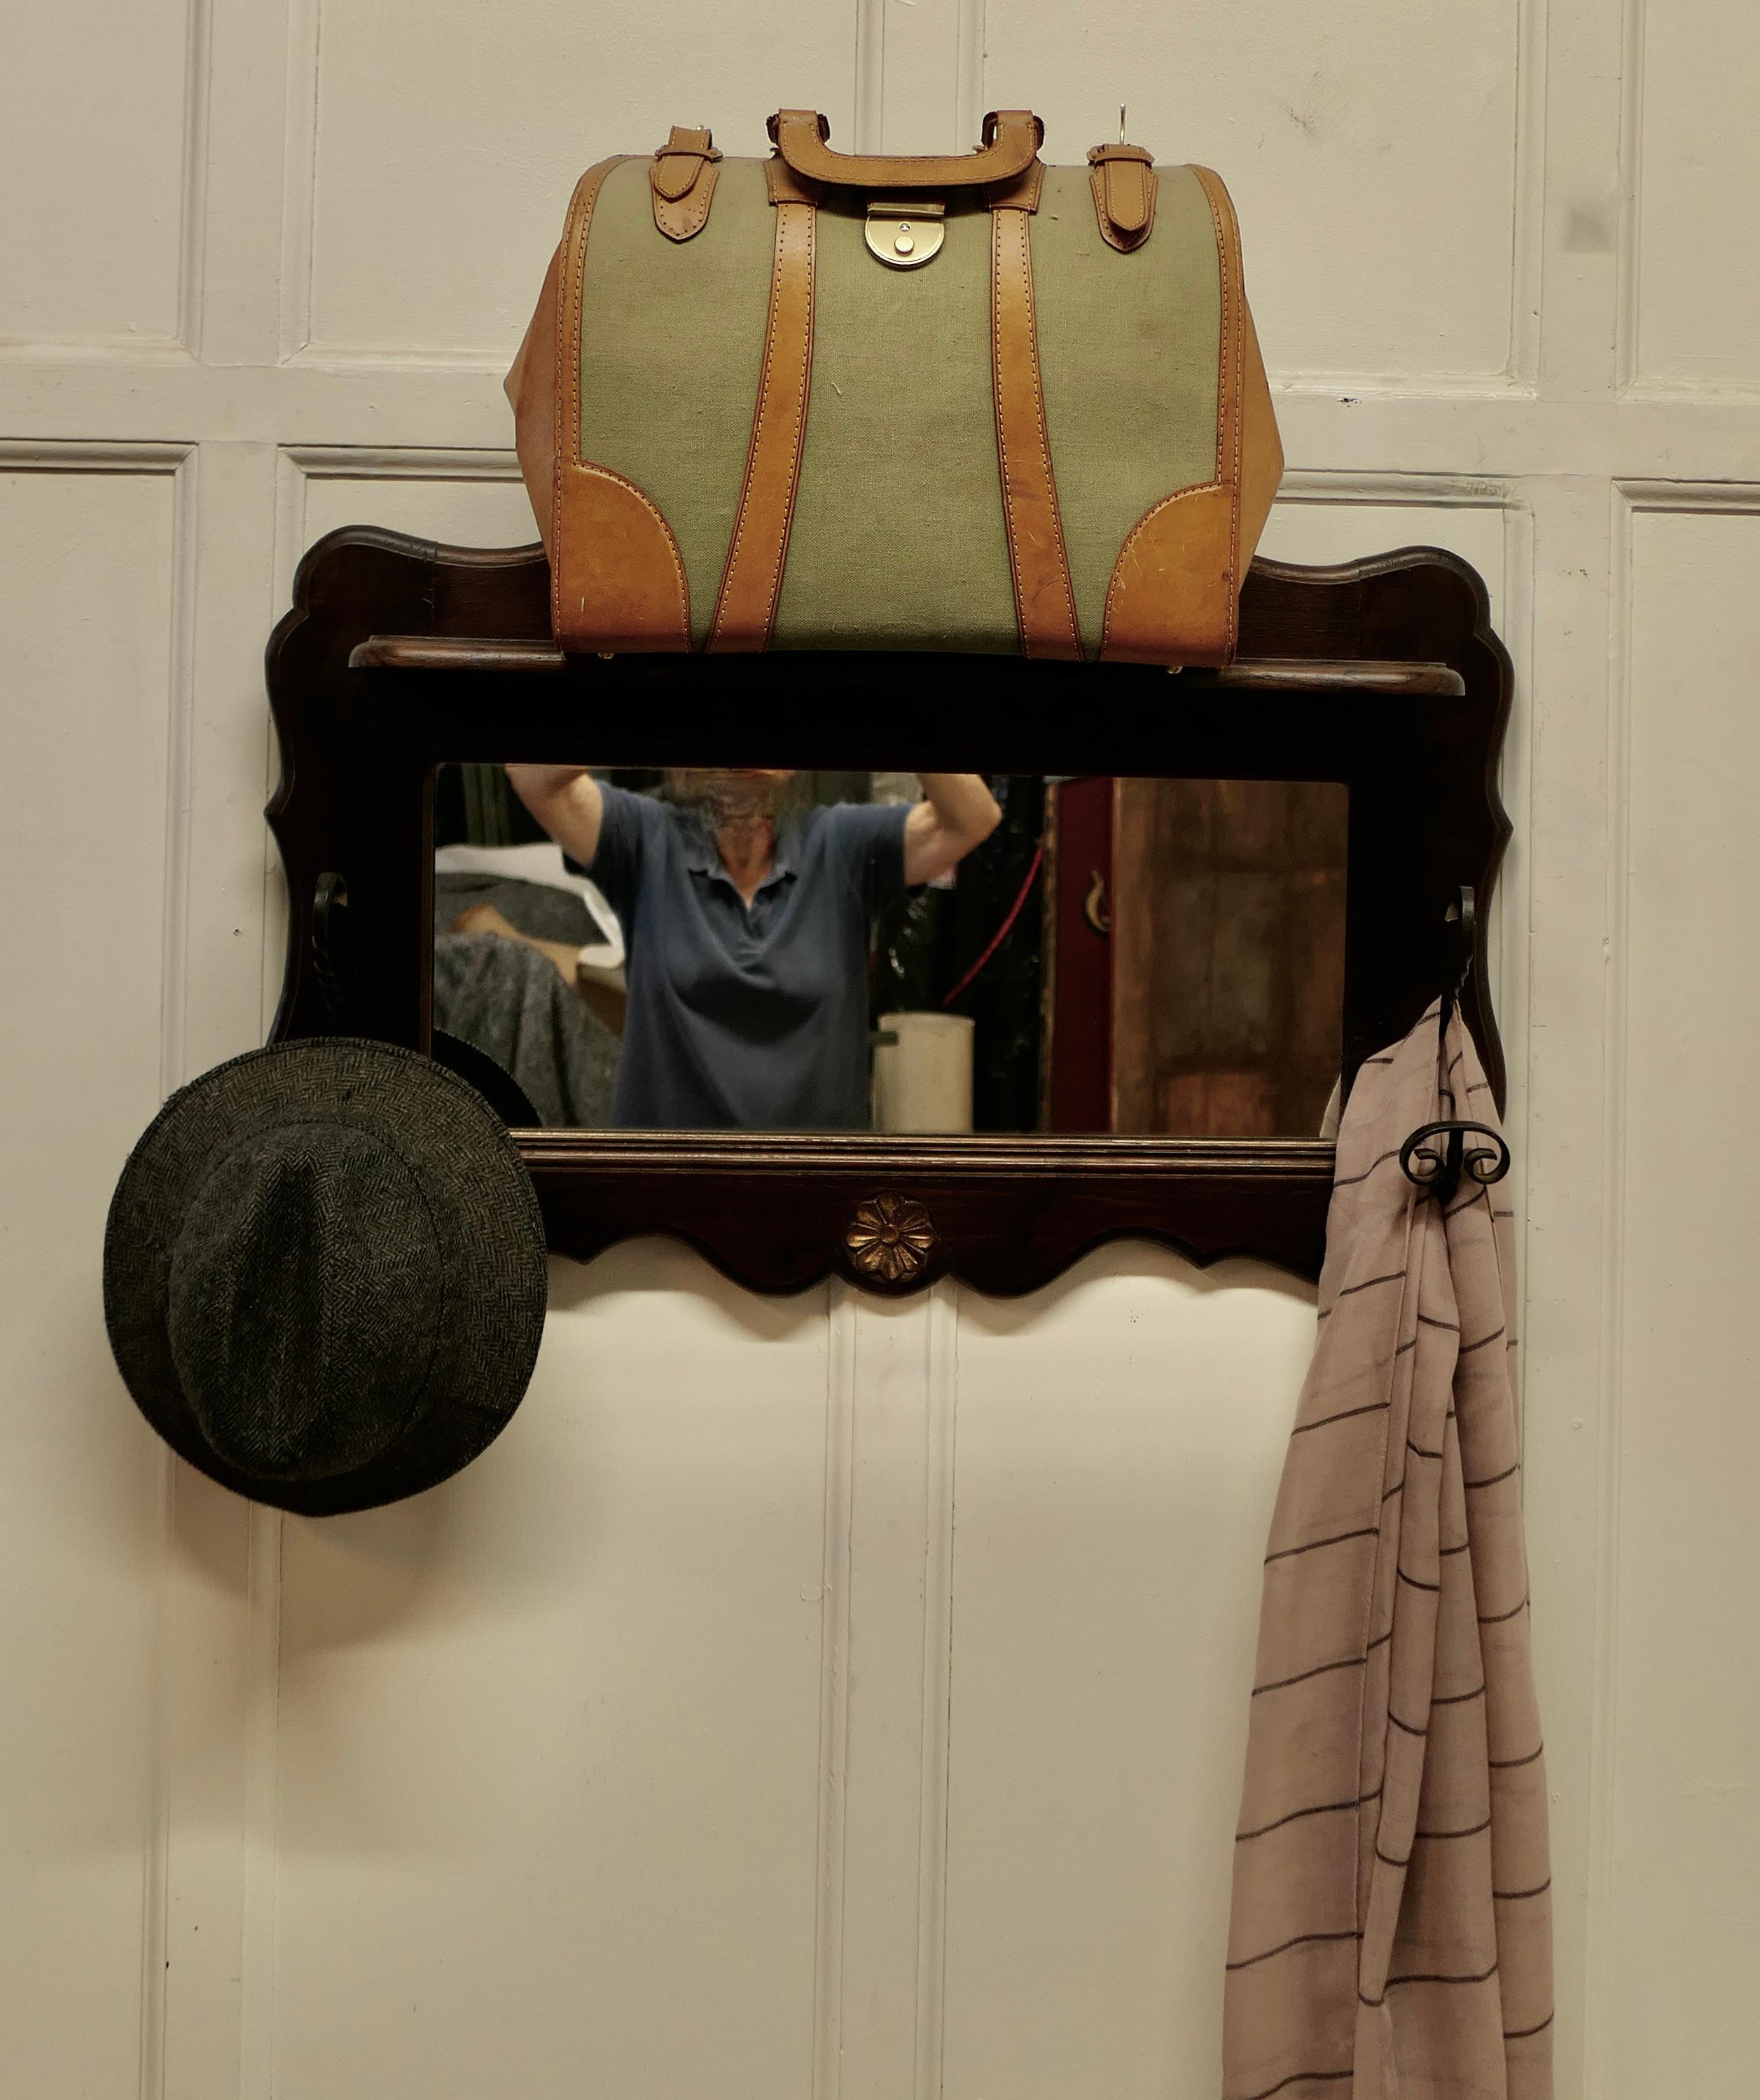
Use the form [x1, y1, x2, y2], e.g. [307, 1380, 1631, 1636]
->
[864, 197, 945, 268]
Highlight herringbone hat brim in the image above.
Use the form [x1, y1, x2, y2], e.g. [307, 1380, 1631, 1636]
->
[103, 1037, 549, 1514]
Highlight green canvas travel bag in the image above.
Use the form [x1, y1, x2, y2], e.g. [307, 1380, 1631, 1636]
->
[507, 109, 1282, 665]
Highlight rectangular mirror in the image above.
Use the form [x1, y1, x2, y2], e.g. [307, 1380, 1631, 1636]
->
[269, 531, 1510, 1292]
[429, 763, 1347, 1138]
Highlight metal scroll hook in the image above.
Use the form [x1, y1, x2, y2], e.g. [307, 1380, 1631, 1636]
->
[310, 870, 351, 1027]
[1399, 1117, 1510, 1208]
[1440, 883, 1474, 1039]
[1399, 885, 1511, 1205]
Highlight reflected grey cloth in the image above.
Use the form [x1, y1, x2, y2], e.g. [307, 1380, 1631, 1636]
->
[1226, 1005, 1551, 2100]
[588, 785, 909, 1129]
[432, 934, 618, 1129]
[433, 869, 599, 948]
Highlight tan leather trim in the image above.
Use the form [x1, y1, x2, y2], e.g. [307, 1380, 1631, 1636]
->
[990, 204, 1081, 661]
[707, 195, 817, 651]
[1238, 301, 1284, 562]
[551, 153, 626, 630]
[552, 154, 690, 650]
[1087, 142, 1157, 251]
[506, 239, 560, 552]
[984, 160, 1046, 214]
[1191, 168, 1245, 532]
[1100, 165, 1249, 665]
[553, 464, 691, 651]
[651, 125, 722, 242]
[1100, 483, 1234, 665]
[651, 126, 715, 199]
[763, 156, 820, 207]
[769, 106, 1042, 191]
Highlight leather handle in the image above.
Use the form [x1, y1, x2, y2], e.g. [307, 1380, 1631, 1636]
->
[768, 107, 1044, 189]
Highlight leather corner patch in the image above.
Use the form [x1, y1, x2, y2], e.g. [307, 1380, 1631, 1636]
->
[1100, 483, 1238, 666]
[553, 462, 691, 653]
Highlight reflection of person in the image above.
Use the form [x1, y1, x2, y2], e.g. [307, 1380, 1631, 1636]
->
[504, 767, 1000, 1129]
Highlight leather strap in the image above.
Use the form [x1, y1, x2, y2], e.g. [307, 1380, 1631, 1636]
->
[1088, 141, 1157, 252]
[769, 107, 1043, 191]
[990, 198, 1081, 660]
[553, 156, 630, 637]
[1098, 165, 1248, 665]
[552, 156, 691, 649]
[763, 154, 820, 207]
[650, 125, 721, 242]
[553, 157, 628, 476]
[1193, 163, 1245, 649]
[707, 177, 818, 650]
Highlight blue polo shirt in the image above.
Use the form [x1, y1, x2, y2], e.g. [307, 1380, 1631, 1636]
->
[586, 785, 911, 1129]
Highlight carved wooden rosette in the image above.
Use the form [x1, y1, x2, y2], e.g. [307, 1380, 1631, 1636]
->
[845, 1194, 938, 1284]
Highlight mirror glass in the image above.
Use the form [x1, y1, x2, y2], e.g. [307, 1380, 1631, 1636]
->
[430, 764, 1345, 1137]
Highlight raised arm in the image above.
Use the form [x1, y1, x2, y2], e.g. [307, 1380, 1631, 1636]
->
[902, 773, 1002, 887]
[504, 765, 606, 869]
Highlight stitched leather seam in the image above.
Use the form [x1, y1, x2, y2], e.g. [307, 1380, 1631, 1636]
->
[761, 202, 816, 637]
[1194, 175, 1231, 486]
[1017, 214, 1081, 651]
[1100, 170, 1244, 658]
[655, 160, 719, 241]
[726, 209, 794, 638]
[712, 202, 791, 640]
[774, 109, 1040, 191]
[651, 130, 713, 200]
[1193, 166, 1245, 656]
[1100, 480, 1226, 654]
[681, 173, 714, 235]
[770, 204, 815, 635]
[555, 156, 690, 643]
[709, 196, 815, 647]
[991, 207, 1080, 659]
[580, 464, 691, 639]
[1089, 156, 1156, 251]
[991, 212, 1027, 650]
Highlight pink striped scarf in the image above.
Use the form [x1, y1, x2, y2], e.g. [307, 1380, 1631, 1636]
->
[1224, 1006, 1552, 2100]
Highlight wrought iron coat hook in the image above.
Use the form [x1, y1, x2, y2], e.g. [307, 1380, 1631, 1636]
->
[311, 871, 351, 1026]
[1399, 885, 1511, 1208]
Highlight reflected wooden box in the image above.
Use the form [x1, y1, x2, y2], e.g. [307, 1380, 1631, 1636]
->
[1044, 779, 1348, 1138]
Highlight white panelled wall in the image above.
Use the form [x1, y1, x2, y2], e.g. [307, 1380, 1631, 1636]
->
[1, 0, 1756, 2092]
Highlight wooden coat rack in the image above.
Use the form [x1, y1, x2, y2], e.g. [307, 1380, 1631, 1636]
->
[264, 532, 1511, 1292]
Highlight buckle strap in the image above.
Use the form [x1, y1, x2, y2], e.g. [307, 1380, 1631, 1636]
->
[1088, 140, 1158, 252]
[651, 125, 723, 242]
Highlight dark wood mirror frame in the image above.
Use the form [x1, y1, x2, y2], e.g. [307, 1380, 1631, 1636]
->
[265, 531, 1510, 1297]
